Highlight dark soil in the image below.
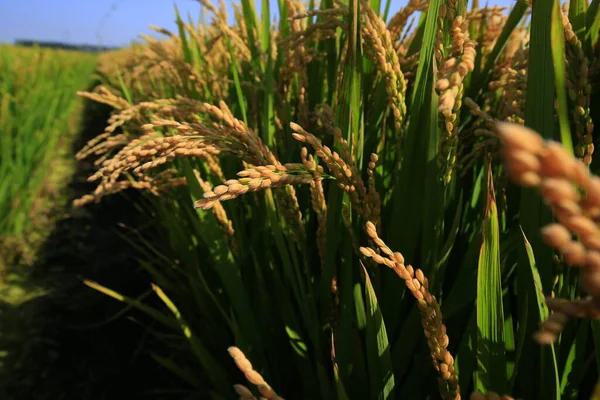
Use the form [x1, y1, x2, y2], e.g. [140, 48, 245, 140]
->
[0, 81, 184, 400]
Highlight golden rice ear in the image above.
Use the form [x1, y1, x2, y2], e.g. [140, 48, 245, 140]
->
[503, 150, 542, 186]
[227, 346, 282, 400]
[539, 142, 578, 180]
[359, 225, 458, 398]
[582, 251, 600, 297]
[233, 383, 255, 397]
[540, 223, 572, 248]
[496, 120, 600, 344]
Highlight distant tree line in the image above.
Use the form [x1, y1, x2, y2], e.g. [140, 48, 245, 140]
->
[14, 40, 120, 53]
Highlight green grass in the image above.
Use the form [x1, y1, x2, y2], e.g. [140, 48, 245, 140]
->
[0, 45, 97, 273]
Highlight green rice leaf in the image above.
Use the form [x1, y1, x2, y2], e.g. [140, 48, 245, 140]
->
[82, 279, 185, 335]
[152, 283, 231, 393]
[560, 321, 589, 398]
[474, 166, 507, 394]
[174, 5, 192, 65]
[521, 0, 557, 296]
[516, 228, 560, 399]
[569, 0, 587, 39]
[361, 262, 395, 399]
[390, 0, 443, 267]
[552, 0, 574, 154]
[586, 0, 600, 53]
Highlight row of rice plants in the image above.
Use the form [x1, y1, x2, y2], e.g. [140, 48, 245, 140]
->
[0, 45, 97, 272]
[73, 0, 600, 398]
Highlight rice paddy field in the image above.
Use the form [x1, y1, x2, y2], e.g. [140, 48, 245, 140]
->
[0, 45, 96, 270]
[3, 0, 600, 399]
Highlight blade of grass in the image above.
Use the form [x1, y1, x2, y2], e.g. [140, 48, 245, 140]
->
[516, 228, 560, 400]
[82, 279, 178, 331]
[389, 0, 443, 266]
[382, 0, 392, 21]
[560, 321, 589, 398]
[473, 165, 507, 394]
[151, 283, 231, 393]
[330, 0, 363, 389]
[521, 0, 557, 296]
[360, 262, 395, 399]
[569, 0, 587, 38]
[174, 5, 192, 65]
[585, 0, 600, 54]
[552, 0, 574, 154]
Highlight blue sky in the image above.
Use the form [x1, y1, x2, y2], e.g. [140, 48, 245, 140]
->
[0, 0, 514, 48]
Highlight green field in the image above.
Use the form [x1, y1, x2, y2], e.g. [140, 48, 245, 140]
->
[3, 0, 600, 399]
[0, 45, 96, 273]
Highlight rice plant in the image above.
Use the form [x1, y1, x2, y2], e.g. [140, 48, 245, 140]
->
[73, 0, 600, 398]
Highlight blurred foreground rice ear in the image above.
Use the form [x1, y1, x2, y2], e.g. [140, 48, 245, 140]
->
[228, 346, 285, 400]
[498, 122, 600, 344]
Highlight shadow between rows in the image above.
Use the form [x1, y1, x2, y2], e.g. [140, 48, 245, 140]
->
[0, 78, 187, 400]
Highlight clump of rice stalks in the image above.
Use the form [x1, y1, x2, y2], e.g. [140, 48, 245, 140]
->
[73, 0, 600, 398]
